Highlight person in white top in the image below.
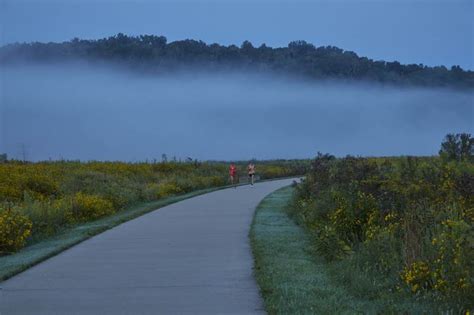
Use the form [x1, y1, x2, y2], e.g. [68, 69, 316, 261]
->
[247, 162, 256, 186]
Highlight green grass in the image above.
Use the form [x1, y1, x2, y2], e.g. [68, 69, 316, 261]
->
[250, 186, 437, 314]
[0, 185, 229, 282]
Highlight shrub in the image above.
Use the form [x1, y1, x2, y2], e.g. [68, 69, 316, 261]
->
[289, 147, 473, 310]
[208, 176, 225, 187]
[314, 224, 352, 261]
[20, 194, 73, 239]
[61, 171, 141, 208]
[143, 183, 162, 201]
[401, 261, 432, 293]
[0, 206, 33, 254]
[143, 180, 185, 200]
[23, 173, 60, 200]
[430, 216, 473, 302]
[72, 192, 115, 221]
[157, 182, 183, 198]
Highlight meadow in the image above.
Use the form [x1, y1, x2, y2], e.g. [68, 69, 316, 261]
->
[0, 159, 307, 255]
[288, 134, 473, 312]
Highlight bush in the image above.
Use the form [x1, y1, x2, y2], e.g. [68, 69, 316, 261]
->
[72, 192, 115, 221]
[23, 173, 60, 200]
[142, 181, 183, 200]
[143, 183, 162, 201]
[20, 194, 73, 239]
[430, 216, 473, 302]
[314, 224, 351, 261]
[61, 171, 141, 208]
[157, 182, 183, 199]
[289, 149, 473, 310]
[401, 261, 432, 293]
[0, 206, 32, 254]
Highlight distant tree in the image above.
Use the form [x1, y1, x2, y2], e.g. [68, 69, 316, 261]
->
[439, 133, 474, 161]
[0, 153, 7, 163]
[440, 134, 459, 161]
[241, 40, 254, 50]
[288, 40, 315, 53]
[459, 133, 474, 161]
[240, 40, 254, 57]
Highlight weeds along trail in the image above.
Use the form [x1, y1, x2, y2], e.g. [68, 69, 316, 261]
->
[0, 160, 307, 254]
[289, 148, 473, 311]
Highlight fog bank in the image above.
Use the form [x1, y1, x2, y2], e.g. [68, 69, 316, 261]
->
[1, 64, 473, 161]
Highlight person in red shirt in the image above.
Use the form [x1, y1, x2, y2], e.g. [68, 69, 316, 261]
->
[229, 163, 237, 188]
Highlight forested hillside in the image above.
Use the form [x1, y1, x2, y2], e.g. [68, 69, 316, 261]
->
[1, 33, 473, 88]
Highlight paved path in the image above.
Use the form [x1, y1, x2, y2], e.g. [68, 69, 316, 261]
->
[0, 178, 296, 315]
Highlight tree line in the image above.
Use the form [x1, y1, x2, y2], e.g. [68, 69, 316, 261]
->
[1, 33, 473, 88]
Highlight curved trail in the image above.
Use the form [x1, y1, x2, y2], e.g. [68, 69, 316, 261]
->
[0, 178, 296, 315]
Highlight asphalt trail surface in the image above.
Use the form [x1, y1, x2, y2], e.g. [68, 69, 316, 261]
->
[0, 178, 296, 315]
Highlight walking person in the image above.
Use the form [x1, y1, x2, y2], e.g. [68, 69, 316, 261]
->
[229, 162, 237, 188]
[247, 162, 256, 186]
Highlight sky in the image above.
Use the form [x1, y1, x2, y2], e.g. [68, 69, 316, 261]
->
[0, 0, 473, 70]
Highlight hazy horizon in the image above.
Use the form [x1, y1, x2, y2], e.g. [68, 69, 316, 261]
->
[1, 63, 473, 162]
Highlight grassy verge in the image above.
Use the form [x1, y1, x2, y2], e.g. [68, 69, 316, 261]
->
[250, 186, 436, 314]
[0, 184, 234, 282]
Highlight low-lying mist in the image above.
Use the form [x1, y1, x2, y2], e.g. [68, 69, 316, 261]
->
[1, 63, 473, 161]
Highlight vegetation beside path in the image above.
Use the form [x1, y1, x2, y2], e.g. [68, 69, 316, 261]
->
[288, 134, 473, 313]
[251, 186, 440, 314]
[0, 159, 308, 281]
[0, 187, 222, 281]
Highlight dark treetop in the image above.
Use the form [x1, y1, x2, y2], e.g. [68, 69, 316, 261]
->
[1, 33, 473, 89]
